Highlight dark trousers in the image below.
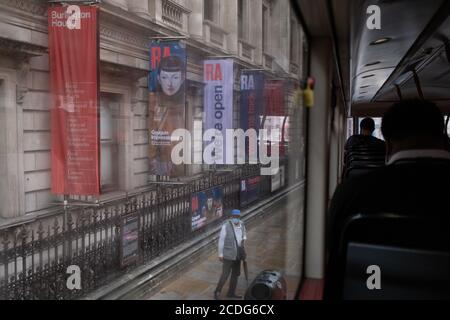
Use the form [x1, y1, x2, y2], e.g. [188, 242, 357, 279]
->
[215, 259, 241, 295]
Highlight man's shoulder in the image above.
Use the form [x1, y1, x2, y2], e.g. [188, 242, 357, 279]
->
[345, 135, 385, 150]
[333, 161, 450, 214]
[368, 136, 386, 146]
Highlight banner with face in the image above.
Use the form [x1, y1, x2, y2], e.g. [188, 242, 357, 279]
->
[148, 41, 186, 177]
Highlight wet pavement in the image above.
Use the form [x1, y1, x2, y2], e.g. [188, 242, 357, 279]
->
[143, 190, 304, 300]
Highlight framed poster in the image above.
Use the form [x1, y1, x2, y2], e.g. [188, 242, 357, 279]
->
[120, 213, 140, 268]
[191, 186, 224, 231]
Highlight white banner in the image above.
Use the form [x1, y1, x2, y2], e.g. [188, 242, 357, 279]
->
[203, 59, 234, 164]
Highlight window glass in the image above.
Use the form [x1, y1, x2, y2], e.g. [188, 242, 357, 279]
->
[0, 0, 308, 301]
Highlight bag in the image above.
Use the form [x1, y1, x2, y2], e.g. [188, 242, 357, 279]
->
[229, 221, 246, 261]
[237, 245, 247, 261]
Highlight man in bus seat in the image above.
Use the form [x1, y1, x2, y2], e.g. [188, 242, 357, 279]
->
[343, 117, 385, 175]
[344, 117, 385, 151]
[325, 100, 450, 298]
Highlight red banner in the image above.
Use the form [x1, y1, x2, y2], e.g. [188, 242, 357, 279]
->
[263, 80, 286, 156]
[48, 6, 100, 195]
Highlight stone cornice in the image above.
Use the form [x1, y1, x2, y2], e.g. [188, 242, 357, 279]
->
[0, 38, 47, 59]
[0, 0, 47, 17]
[99, 24, 149, 51]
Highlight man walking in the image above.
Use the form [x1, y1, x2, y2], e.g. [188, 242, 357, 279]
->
[214, 209, 247, 300]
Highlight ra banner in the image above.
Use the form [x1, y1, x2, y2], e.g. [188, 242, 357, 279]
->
[191, 186, 224, 231]
[263, 80, 286, 157]
[48, 5, 100, 195]
[203, 59, 234, 164]
[240, 70, 265, 161]
[148, 41, 186, 177]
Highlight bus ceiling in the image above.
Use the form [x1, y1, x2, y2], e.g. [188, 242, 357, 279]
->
[292, 0, 450, 117]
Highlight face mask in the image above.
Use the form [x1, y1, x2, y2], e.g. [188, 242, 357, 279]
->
[232, 218, 240, 224]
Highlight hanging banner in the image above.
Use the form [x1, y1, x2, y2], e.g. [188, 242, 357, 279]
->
[204, 59, 234, 164]
[49, 5, 100, 195]
[240, 70, 265, 161]
[148, 41, 186, 177]
[263, 80, 286, 157]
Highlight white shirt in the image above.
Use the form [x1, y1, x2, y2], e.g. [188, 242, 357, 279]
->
[218, 221, 247, 258]
[387, 149, 450, 165]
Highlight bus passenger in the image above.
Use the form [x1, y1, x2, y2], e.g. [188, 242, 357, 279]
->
[343, 118, 386, 175]
[325, 100, 450, 298]
[345, 117, 385, 151]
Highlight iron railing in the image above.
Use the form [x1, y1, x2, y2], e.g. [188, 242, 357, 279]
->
[0, 164, 268, 300]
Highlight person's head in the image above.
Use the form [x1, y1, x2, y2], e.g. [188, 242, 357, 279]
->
[381, 99, 446, 157]
[360, 117, 375, 136]
[231, 209, 241, 224]
[157, 56, 185, 96]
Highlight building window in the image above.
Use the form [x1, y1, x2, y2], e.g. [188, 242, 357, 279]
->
[204, 0, 215, 21]
[238, 0, 246, 40]
[100, 93, 120, 192]
[262, 4, 269, 52]
[290, 19, 299, 63]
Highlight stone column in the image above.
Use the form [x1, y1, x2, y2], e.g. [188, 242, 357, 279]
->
[250, 0, 263, 65]
[271, 0, 290, 72]
[0, 66, 25, 218]
[187, 0, 203, 38]
[222, 0, 238, 54]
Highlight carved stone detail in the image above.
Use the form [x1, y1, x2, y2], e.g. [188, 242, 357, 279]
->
[99, 25, 149, 49]
[0, 38, 47, 59]
[16, 60, 30, 105]
[1, 0, 47, 17]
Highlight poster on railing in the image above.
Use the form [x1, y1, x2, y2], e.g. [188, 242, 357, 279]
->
[120, 213, 140, 268]
[204, 59, 234, 164]
[263, 80, 286, 157]
[240, 70, 265, 161]
[48, 5, 100, 195]
[240, 176, 261, 207]
[191, 186, 224, 231]
[148, 40, 186, 177]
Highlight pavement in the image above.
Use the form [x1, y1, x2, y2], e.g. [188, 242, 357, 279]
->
[143, 190, 304, 300]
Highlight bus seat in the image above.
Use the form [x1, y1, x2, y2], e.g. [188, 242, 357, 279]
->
[344, 146, 386, 179]
[328, 214, 450, 300]
[345, 162, 384, 178]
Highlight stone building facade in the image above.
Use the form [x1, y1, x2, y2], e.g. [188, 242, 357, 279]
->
[0, 0, 305, 221]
